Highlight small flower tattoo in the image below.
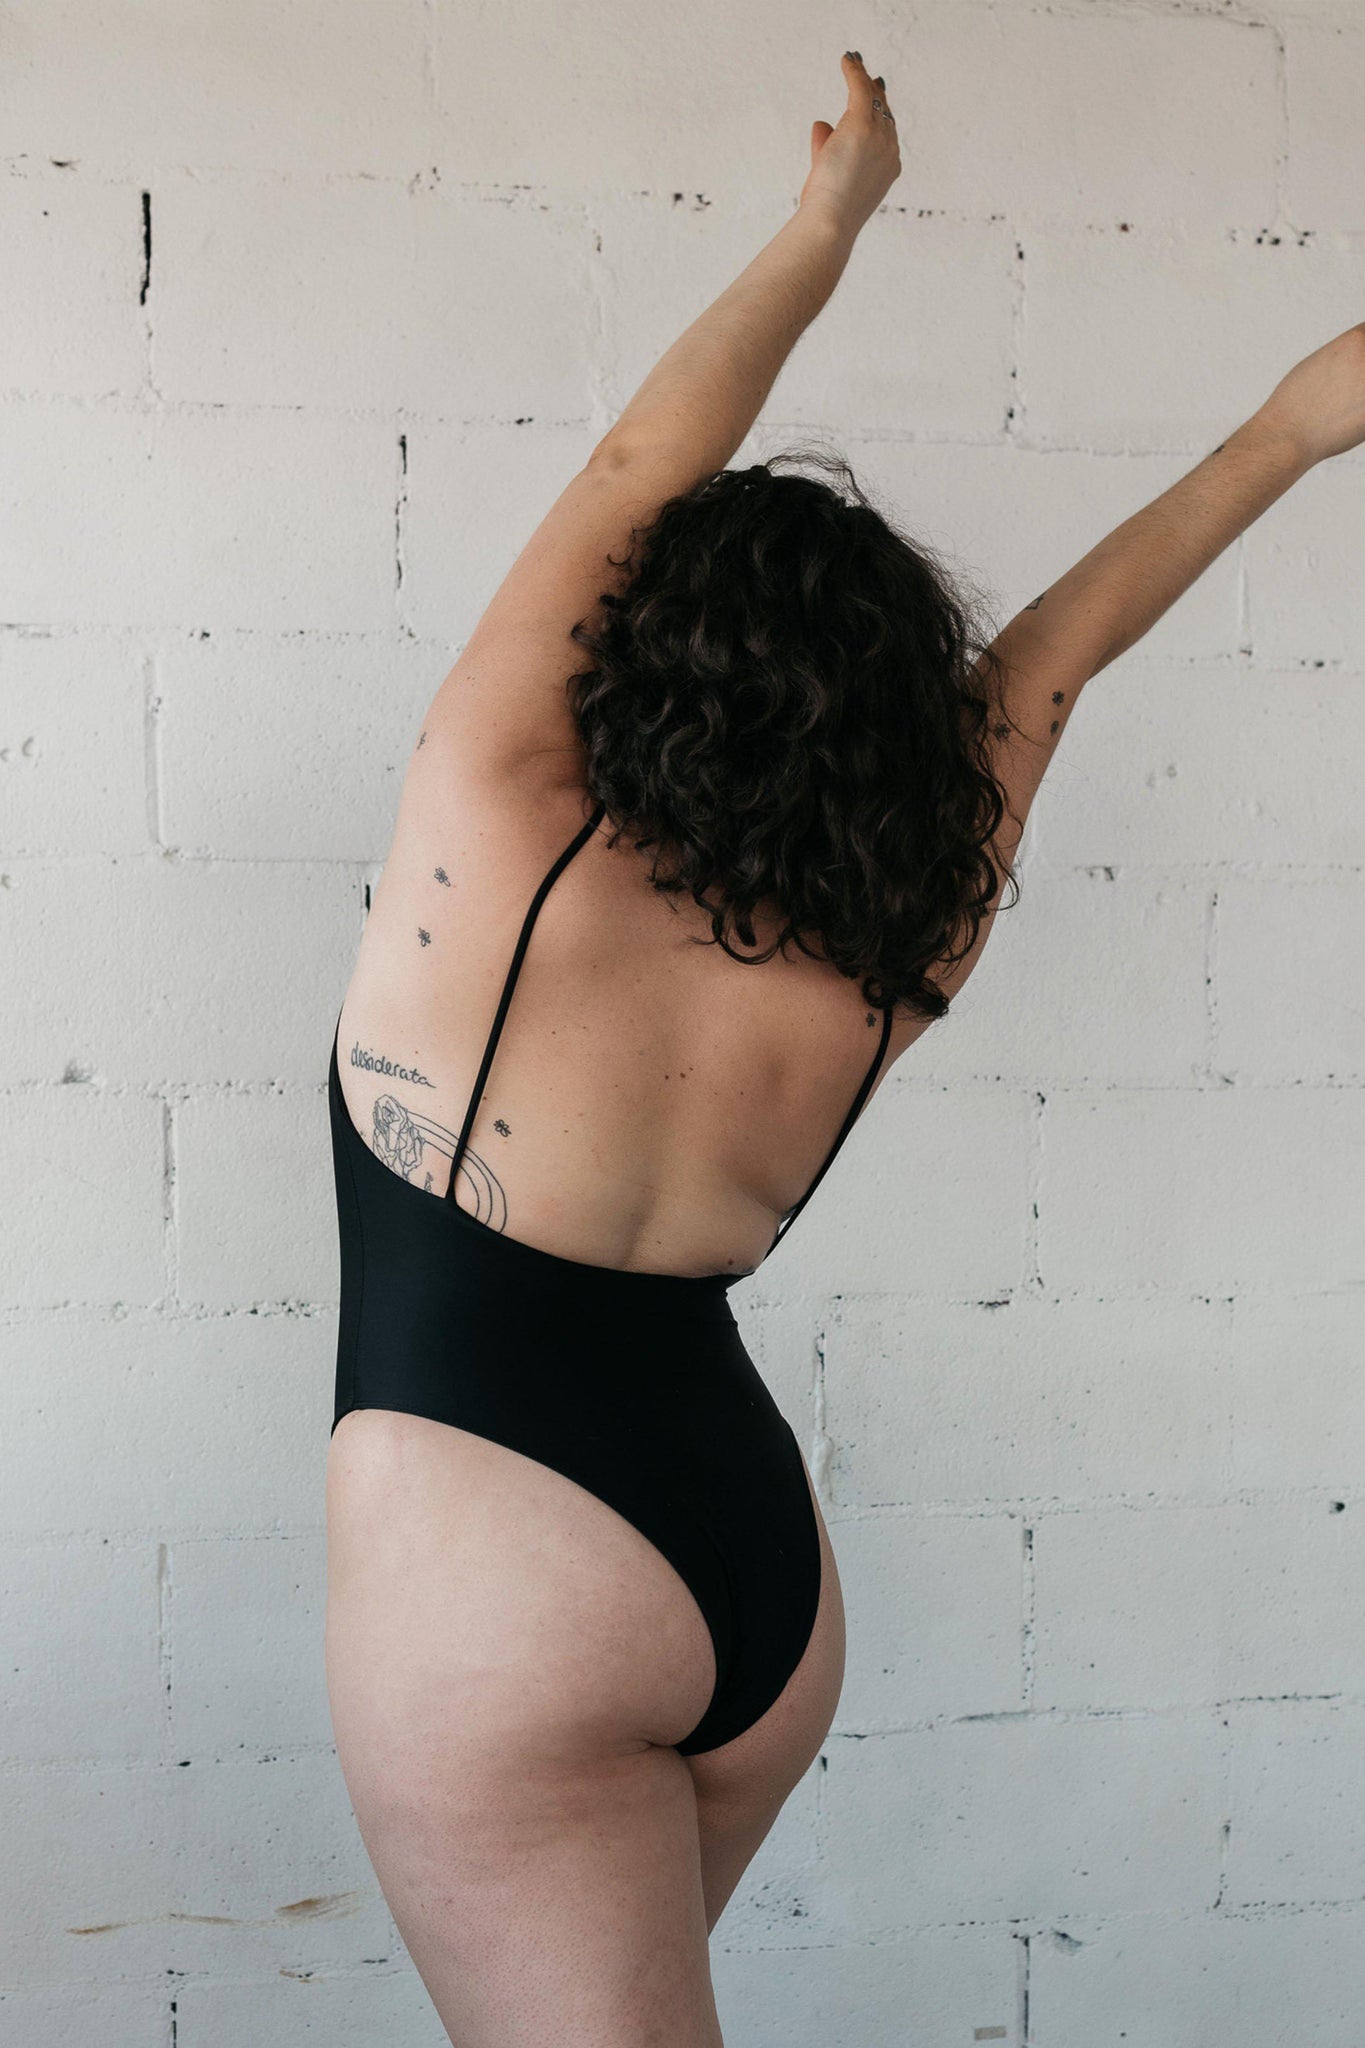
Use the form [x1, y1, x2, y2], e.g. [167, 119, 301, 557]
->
[418, 927, 431, 946]
[493, 1118, 511, 1138]
[434, 867, 450, 886]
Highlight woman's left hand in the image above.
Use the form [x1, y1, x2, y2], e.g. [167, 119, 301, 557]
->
[799, 51, 901, 235]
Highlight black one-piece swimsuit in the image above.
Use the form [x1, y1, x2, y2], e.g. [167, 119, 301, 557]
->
[327, 800, 893, 1757]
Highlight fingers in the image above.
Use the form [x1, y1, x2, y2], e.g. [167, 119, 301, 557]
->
[841, 49, 895, 124]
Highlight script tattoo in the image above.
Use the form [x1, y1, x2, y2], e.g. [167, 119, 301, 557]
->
[350, 1041, 436, 1088]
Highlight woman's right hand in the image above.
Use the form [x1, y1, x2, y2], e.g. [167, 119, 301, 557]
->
[799, 51, 902, 236]
[1256, 323, 1365, 468]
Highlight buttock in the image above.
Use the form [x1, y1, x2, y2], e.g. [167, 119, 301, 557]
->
[334, 1311, 821, 1756]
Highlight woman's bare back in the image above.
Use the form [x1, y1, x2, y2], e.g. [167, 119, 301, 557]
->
[335, 714, 925, 1282]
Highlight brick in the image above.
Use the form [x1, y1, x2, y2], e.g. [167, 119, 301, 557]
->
[0, 1541, 162, 1763]
[399, 418, 601, 643]
[1226, 1700, 1365, 1906]
[0, 1984, 170, 2047]
[3, 858, 357, 1084]
[175, 1090, 337, 1309]
[1033, 1500, 1365, 1710]
[907, 875, 1209, 1087]
[1230, 1292, 1365, 1492]
[823, 1296, 1232, 1509]
[832, 1511, 1024, 1728]
[885, 5, 1278, 228]
[0, 1085, 164, 1308]
[851, 439, 1240, 662]
[596, 196, 1013, 442]
[820, 1713, 1225, 1929]
[762, 1082, 1031, 1300]
[1244, 452, 1365, 666]
[1030, 666, 1365, 871]
[0, 633, 148, 855]
[0, 1314, 330, 1539]
[158, 633, 433, 862]
[429, 11, 803, 201]
[0, 171, 145, 398]
[1039, 1088, 1365, 1293]
[169, 1533, 331, 1757]
[0, 1756, 386, 1985]
[1029, 1906, 1365, 2047]
[4, 0, 432, 177]
[1020, 227, 1365, 453]
[175, 1970, 449, 2047]
[153, 178, 594, 417]
[712, 1927, 1020, 2048]
[1216, 877, 1365, 1082]
[0, 402, 396, 631]
[1285, 25, 1365, 231]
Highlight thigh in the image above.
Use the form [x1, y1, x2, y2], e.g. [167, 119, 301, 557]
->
[325, 1409, 724, 2047]
[684, 1447, 846, 1933]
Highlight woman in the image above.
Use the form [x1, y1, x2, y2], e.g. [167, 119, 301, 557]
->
[323, 51, 1364, 2047]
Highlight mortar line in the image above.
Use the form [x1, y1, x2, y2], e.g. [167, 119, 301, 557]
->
[161, 1093, 177, 1307]
[1215, 1717, 1234, 1909]
[157, 1539, 173, 1761]
[1021, 1523, 1036, 1709]
[142, 650, 165, 851]
[394, 423, 409, 617]
[812, 1309, 832, 1501]
[1201, 879, 1219, 1082]
[1271, 19, 1290, 230]
[420, 0, 437, 121]
[1023, 1090, 1045, 1296]
[1020, 1926, 1031, 2046]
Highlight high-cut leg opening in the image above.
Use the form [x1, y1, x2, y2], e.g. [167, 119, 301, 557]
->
[329, 1400, 732, 1751]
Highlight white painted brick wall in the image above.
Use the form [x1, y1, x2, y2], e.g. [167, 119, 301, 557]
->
[3, 1, 1360, 2041]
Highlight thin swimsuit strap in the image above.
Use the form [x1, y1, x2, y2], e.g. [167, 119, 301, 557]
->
[445, 799, 896, 1260]
[760, 1002, 894, 1263]
[446, 799, 607, 1200]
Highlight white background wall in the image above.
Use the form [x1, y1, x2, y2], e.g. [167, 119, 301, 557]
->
[2, 1, 1362, 2042]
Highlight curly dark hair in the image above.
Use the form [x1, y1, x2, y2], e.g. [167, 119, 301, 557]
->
[567, 443, 1019, 1020]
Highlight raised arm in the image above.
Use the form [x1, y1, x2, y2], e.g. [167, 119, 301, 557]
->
[597, 51, 899, 481]
[427, 54, 899, 778]
[978, 325, 1365, 869]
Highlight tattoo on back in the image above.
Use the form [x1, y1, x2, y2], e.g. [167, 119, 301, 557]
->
[350, 1041, 436, 1088]
[367, 1091, 510, 1230]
